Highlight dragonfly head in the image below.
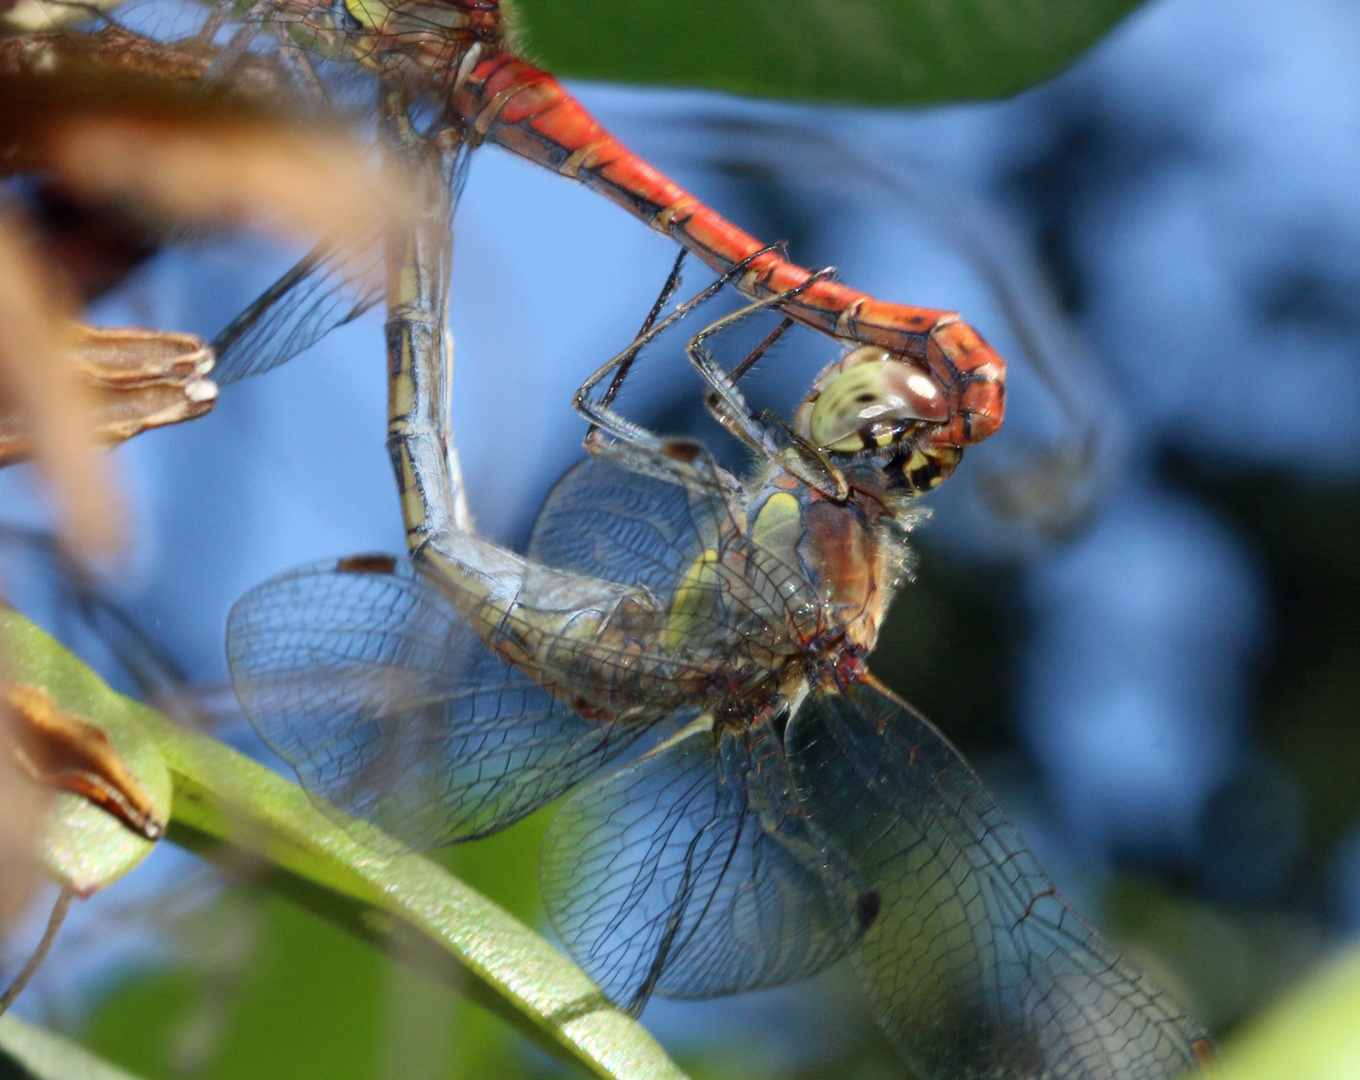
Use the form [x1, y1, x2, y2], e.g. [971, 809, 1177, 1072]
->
[792, 346, 961, 496]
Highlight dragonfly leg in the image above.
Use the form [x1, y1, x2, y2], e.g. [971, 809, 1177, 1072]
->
[188, 1, 233, 46]
[684, 279, 832, 449]
[574, 246, 784, 449]
[276, 34, 331, 107]
[586, 248, 688, 436]
[571, 246, 789, 499]
[684, 271, 849, 499]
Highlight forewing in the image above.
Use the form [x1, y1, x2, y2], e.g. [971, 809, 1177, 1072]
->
[528, 458, 724, 596]
[528, 456, 814, 668]
[226, 556, 643, 847]
[787, 679, 1210, 1080]
[211, 241, 382, 386]
[539, 720, 854, 1012]
[212, 139, 472, 386]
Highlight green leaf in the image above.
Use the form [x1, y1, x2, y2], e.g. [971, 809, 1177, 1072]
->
[507, 0, 1147, 105]
[0, 1015, 146, 1080]
[1210, 945, 1360, 1080]
[1, 610, 170, 895]
[1, 610, 686, 1080]
[161, 731, 688, 1080]
[85, 897, 391, 1080]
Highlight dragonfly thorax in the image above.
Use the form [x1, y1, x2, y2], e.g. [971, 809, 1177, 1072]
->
[732, 470, 919, 667]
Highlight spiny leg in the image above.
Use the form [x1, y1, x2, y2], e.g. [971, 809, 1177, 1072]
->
[571, 246, 796, 502]
[276, 34, 331, 106]
[196, 0, 334, 111]
[574, 243, 789, 455]
[683, 271, 849, 499]
[590, 247, 689, 431]
[190, 0, 234, 46]
[728, 314, 794, 385]
[683, 268, 834, 445]
[200, 0, 269, 84]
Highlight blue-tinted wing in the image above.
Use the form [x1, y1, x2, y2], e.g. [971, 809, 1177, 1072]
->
[226, 556, 645, 847]
[528, 458, 723, 597]
[787, 678, 1211, 1080]
[211, 241, 382, 386]
[539, 718, 863, 1012]
[213, 139, 473, 387]
[528, 456, 813, 667]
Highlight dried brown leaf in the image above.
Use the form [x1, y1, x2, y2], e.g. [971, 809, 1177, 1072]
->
[0, 26, 287, 104]
[0, 28, 411, 563]
[5, 682, 165, 842]
[49, 115, 391, 263]
[0, 323, 218, 468]
[1, 33, 407, 290]
[1, 0, 125, 35]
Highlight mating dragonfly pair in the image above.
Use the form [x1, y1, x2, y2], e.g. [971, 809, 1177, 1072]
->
[73, 0, 1214, 1074]
[227, 267, 1209, 1080]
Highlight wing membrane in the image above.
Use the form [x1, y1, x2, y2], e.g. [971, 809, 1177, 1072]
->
[787, 678, 1209, 1080]
[528, 457, 818, 671]
[528, 457, 722, 596]
[226, 556, 645, 847]
[211, 240, 382, 386]
[539, 719, 857, 1012]
[212, 137, 475, 387]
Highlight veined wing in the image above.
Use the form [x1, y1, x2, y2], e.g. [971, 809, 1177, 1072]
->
[539, 716, 869, 1013]
[528, 457, 817, 665]
[226, 555, 647, 847]
[786, 677, 1210, 1080]
[211, 239, 382, 386]
[211, 137, 473, 387]
[528, 457, 727, 597]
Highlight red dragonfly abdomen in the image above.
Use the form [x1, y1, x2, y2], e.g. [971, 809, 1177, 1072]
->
[451, 55, 1004, 451]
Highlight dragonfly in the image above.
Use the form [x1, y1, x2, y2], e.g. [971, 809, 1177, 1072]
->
[226, 236, 1214, 1078]
[192, 0, 1002, 477]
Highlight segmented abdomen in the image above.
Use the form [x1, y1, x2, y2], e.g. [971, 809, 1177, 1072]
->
[450, 55, 1005, 450]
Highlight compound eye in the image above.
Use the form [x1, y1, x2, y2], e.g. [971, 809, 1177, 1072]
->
[806, 351, 949, 451]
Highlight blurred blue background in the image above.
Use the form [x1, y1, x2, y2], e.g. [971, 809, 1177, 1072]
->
[4, 0, 1360, 1075]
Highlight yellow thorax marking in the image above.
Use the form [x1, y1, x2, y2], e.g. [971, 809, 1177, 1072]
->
[751, 491, 802, 570]
[751, 492, 800, 547]
[666, 548, 722, 652]
[343, 0, 388, 30]
[645, 711, 716, 758]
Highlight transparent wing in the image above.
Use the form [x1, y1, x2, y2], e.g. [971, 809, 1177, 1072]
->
[528, 456, 817, 673]
[787, 677, 1211, 1080]
[211, 139, 473, 386]
[528, 457, 722, 596]
[540, 719, 860, 1012]
[211, 240, 382, 386]
[226, 555, 645, 847]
